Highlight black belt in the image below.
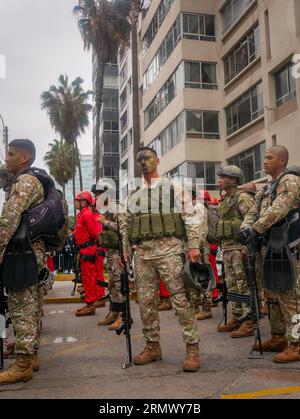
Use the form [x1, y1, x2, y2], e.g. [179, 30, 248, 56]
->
[80, 254, 96, 263]
[210, 249, 217, 256]
[78, 241, 97, 250]
[97, 249, 106, 257]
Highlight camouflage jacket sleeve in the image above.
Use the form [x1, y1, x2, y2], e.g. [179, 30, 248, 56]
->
[0, 174, 44, 257]
[195, 203, 208, 247]
[253, 175, 300, 234]
[237, 192, 255, 217]
[172, 180, 200, 249]
[119, 199, 133, 254]
[242, 189, 264, 227]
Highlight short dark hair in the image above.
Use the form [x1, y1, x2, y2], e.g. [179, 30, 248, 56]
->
[136, 147, 157, 158]
[9, 139, 36, 165]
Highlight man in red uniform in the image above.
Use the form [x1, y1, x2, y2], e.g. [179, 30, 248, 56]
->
[74, 191, 104, 317]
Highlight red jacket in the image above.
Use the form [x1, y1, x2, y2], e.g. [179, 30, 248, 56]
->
[74, 207, 102, 248]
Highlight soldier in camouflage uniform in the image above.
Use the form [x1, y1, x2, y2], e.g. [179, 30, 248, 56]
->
[96, 180, 123, 331]
[0, 139, 46, 384]
[121, 147, 201, 372]
[242, 146, 300, 363]
[216, 166, 255, 338]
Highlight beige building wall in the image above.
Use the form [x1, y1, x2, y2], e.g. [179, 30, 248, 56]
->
[135, 0, 300, 188]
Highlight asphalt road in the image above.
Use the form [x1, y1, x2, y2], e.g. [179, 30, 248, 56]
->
[1, 299, 300, 399]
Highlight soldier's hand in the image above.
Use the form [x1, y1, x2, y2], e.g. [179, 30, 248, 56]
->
[187, 248, 201, 263]
[238, 226, 257, 245]
[117, 255, 125, 271]
[98, 214, 106, 224]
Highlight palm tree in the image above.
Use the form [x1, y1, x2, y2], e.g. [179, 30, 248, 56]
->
[44, 139, 75, 197]
[74, 0, 130, 181]
[41, 75, 93, 190]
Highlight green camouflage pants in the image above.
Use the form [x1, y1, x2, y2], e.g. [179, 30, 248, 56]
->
[135, 253, 199, 344]
[261, 249, 300, 342]
[223, 249, 251, 318]
[8, 284, 40, 355]
[107, 252, 123, 304]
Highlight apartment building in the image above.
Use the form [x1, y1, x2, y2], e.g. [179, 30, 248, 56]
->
[136, 0, 300, 190]
[92, 54, 120, 194]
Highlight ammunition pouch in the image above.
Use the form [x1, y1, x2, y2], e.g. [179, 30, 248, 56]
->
[129, 212, 186, 244]
[264, 221, 296, 292]
[98, 228, 118, 249]
[215, 218, 242, 241]
[3, 213, 39, 292]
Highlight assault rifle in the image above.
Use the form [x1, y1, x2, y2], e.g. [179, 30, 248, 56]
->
[71, 253, 81, 296]
[0, 270, 10, 369]
[116, 218, 132, 369]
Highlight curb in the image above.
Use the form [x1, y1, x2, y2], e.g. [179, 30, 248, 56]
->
[44, 296, 82, 304]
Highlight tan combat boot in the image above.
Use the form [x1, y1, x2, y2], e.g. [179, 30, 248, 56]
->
[183, 343, 200, 372]
[253, 334, 288, 352]
[75, 304, 95, 317]
[158, 298, 172, 311]
[273, 342, 300, 363]
[98, 311, 119, 326]
[133, 342, 162, 365]
[196, 302, 212, 321]
[217, 316, 240, 333]
[230, 320, 254, 338]
[10, 351, 39, 372]
[92, 299, 106, 308]
[3, 342, 15, 358]
[0, 354, 33, 384]
[108, 316, 122, 331]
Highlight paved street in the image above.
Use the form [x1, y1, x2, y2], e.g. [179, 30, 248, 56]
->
[1, 282, 300, 399]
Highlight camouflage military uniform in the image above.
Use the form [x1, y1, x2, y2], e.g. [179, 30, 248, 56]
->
[243, 173, 300, 343]
[121, 177, 200, 345]
[0, 174, 45, 355]
[99, 210, 123, 305]
[218, 191, 254, 318]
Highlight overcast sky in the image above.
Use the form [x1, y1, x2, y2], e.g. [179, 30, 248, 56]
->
[0, 0, 93, 167]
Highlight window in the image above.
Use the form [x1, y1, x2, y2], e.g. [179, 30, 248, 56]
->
[143, 13, 216, 92]
[103, 97, 118, 110]
[103, 120, 119, 133]
[120, 111, 128, 132]
[186, 111, 220, 139]
[121, 135, 128, 155]
[185, 61, 217, 89]
[119, 62, 127, 87]
[167, 161, 221, 190]
[120, 87, 127, 110]
[103, 76, 118, 88]
[275, 61, 297, 106]
[228, 142, 266, 181]
[224, 25, 260, 84]
[121, 160, 128, 177]
[226, 82, 264, 135]
[222, 0, 256, 34]
[104, 142, 119, 155]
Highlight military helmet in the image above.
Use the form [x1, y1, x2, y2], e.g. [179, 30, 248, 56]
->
[217, 165, 244, 185]
[286, 165, 300, 176]
[183, 261, 217, 294]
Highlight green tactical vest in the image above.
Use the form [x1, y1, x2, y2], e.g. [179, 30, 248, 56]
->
[215, 191, 243, 241]
[128, 182, 186, 244]
[98, 225, 118, 249]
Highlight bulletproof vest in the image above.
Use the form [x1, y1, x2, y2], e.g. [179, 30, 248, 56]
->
[98, 213, 119, 249]
[215, 191, 243, 241]
[128, 182, 186, 244]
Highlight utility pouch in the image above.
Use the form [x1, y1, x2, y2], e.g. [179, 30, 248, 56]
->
[162, 213, 176, 236]
[3, 213, 38, 291]
[150, 213, 164, 239]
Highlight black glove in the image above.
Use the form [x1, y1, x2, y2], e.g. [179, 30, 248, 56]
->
[238, 226, 257, 245]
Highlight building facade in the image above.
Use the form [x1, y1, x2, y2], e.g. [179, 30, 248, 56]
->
[132, 0, 300, 191]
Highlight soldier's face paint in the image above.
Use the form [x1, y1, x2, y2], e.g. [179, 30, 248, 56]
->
[136, 150, 158, 176]
[218, 175, 236, 191]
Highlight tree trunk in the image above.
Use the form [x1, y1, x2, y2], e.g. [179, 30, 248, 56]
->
[72, 143, 76, 218]
[75, 137, 83, 190]
[95, 56, 106, 182]
[130, 3, 141, 177]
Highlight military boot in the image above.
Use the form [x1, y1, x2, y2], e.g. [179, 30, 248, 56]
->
[10, 351, 39, 372]
[3, 342, 15, 358]
[98, 311, 119, 326]
[0, 354, 33, 384]
[183, 343, 200, 372]
[158, 298, 172, 311]
[75, 304, 95, 317]
[196, 302, 212, 321]
[273, 343, 300, 363]
[253, 334, 288, 352]
[230, 320, 254, 338]
[133, 342, 162, 365]
[217, 316, 239, 333]
[92, 299, 106, 308]
[108, 316, 122, 331]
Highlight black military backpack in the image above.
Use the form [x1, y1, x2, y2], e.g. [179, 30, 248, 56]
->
[21, 168, 66, 250]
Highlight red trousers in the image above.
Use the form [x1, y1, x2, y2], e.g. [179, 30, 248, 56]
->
[80, 247, 103, 304]
[209, 252, 219, 299]
[95, 248, 106, 298]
